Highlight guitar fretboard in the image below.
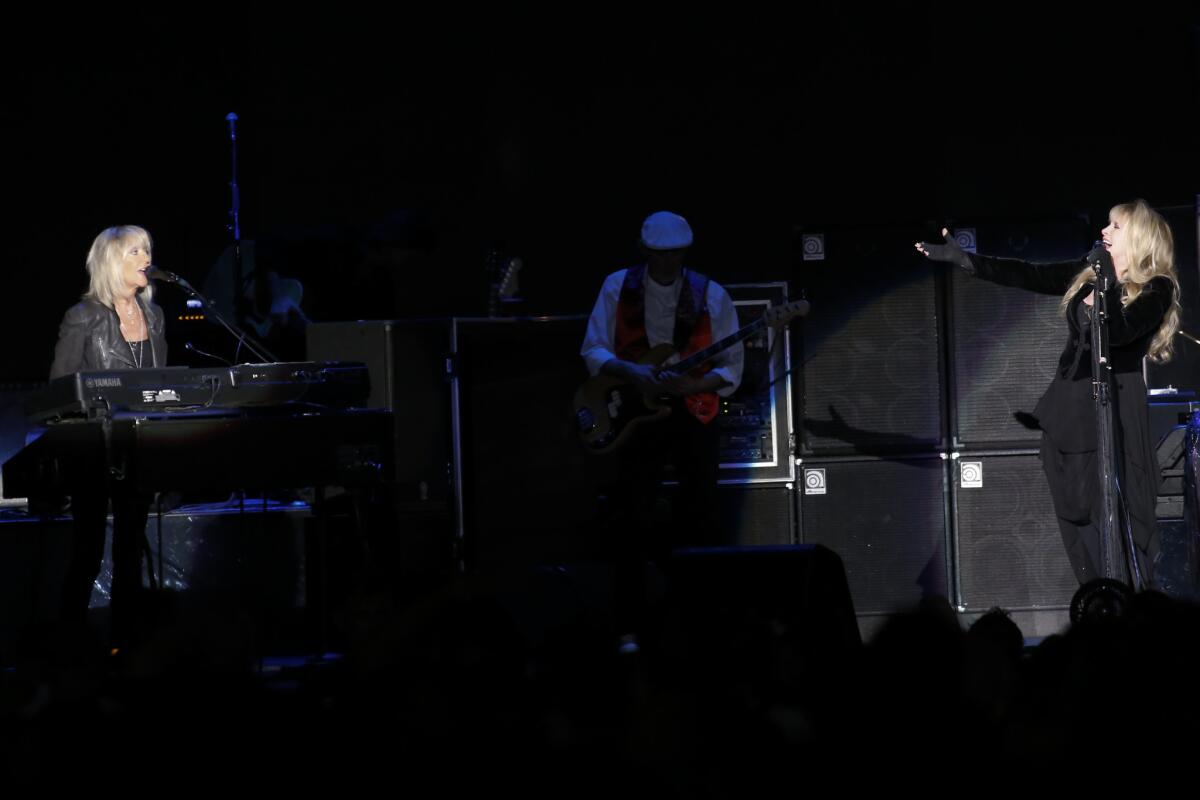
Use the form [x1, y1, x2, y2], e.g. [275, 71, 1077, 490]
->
[666, 313, 772, 374]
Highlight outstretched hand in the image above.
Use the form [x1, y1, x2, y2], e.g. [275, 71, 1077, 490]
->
[914, 228, 972, 270]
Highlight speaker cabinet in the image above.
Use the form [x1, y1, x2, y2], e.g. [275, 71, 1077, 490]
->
[946, 219, 1091, 448]
[656, 481, 796, 548]
[451, 317, 601, 569]
[951, 451, 1076, 611]
[794, 226, 944, 456]
[716, 483, 796, 547]
[796, 454, 949, 615]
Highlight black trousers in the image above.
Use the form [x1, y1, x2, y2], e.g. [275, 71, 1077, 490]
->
[61, 486, 151, 645]
[606, 405, 721, 632]
[1040, 435, 1160, 587]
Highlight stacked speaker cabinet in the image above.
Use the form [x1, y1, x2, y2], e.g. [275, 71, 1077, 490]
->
[944, 221, 1092, 621]
[794, 225, 950, 628]
[794, 217, 1106, 631]
[949, 451, 1077, 611]
[796, 227, 945, 457]
[795, 453, 950, 615]
[946, 219, 1091, 449]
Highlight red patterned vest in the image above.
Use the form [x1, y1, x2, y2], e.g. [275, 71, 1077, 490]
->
[613, 265, 719, 424]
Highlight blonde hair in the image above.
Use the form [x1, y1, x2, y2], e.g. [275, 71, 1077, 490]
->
[84, 225, 154, 307]
[1058, 199, 1179, 363]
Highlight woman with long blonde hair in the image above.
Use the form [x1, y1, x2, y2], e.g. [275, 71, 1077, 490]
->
[51, 225, 168, 648]
[917, 200, 1179, 589]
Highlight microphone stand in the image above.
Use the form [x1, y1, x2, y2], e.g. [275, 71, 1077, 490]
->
[153, 270, 279, 363]
[226, 112, 246, 327]
[1177, 329, 1200, 348]
[1088, 254, 1142, 589]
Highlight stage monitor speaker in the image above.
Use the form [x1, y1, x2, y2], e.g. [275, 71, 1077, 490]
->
[668, 544, 861, 652]
[794, 226, 943, 456]
[796, 454, 948, 615]
[951, 451, 1076, 611]
[946, 218, 1093, 448]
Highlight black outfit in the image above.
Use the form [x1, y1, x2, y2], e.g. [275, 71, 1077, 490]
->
[612, 401, 723, 560]
[966, 253, 1173, 585]
[605, 402, 722, 638]
[50, 296, 167, 378]
[49, 295, 167, 643]
[582, 268, 742, 637]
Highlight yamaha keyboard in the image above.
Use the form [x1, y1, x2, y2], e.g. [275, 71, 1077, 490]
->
[26, 361, 371, 422]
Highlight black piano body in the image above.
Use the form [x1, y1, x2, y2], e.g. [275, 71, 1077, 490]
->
[4, 362, 393, 497]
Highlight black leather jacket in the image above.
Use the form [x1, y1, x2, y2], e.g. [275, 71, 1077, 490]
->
[49, 296, 168, 380]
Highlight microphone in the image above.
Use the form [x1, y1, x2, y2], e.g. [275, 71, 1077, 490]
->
[185, 341, 232, 366]
[145, 265, 180, 283]
[1085, 240, 1116, 282]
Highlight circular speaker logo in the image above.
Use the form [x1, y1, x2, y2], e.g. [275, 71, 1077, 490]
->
[801, 234, 825, 261]
[803, 468, 827, 495]
[953, 228, 977, 253]
[960, 461, 983, 488]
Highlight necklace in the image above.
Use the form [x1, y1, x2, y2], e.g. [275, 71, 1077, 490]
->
[128, 338, 144, 369]
[117, 298, 146, 368]
[117, 298, 146, 341]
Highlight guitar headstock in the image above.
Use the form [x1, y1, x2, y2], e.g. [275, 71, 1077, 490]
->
[498, 257, 523, 300]
[487, 251, 524, 317]
[762, 298, 811, 327]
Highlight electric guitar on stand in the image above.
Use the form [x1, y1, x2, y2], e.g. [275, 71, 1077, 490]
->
[574, 299, 809, 454]
[487, 251, 523, 317]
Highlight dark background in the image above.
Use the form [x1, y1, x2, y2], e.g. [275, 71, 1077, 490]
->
[2, 3, 1196, 381]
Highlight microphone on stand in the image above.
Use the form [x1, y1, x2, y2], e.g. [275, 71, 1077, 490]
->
[145, 265, 180, 283]
[146, 265, 196, 292]
[185, 341, 232, 366]
[1084, 241, 1116, 285]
